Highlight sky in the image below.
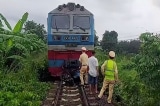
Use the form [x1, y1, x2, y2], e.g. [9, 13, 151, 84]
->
[0, 0, 160, 40]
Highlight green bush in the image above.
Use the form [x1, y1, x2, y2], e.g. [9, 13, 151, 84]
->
[0, 12, 51, 106]
[95, 47, 159, 106]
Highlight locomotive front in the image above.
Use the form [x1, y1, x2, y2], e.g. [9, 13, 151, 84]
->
[47, 2, 94, 77]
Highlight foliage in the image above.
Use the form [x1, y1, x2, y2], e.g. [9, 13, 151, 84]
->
[0, 13, 51, 106]
[101, 30, 118, 51]
[0, 13, 46, 71]
[95, 48, 159, 106]
[114, 70, 154, 106]
[94, 30, 99, 46]
[134, 33, 160, 104]
[24, 20, 47, 41]
[114, 33, 160, 105]
[0, 52, 51, 106]
[0, 12, 28, 33]
[13, 12, 28, 33]
[111, 55, 153, 106]
[117, 40, 141, 54]
[0, 13, 12, 30]
[0, 33, 46, 71]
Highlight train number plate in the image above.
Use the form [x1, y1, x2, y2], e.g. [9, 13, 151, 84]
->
[65, 43, 77, 47]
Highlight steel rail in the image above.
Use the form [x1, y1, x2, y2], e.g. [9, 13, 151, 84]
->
[80, 86, 89, 106]
[52, 80, 62, 106]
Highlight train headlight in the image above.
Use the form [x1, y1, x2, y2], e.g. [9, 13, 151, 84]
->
[81, 36, 89, 41]
[63, 36, 70, 40]
[53, 35, 61, 40]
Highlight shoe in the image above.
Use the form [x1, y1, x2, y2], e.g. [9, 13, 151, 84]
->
[80, 84, 84, 86]
[107, 101, 111, 104]
[84, 83, 88, 85]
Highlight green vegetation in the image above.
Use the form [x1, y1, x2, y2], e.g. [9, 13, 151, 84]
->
[24, 20, 47, 41]
[0, 13, 51, 106]
[117, 40, 141, 54]
[1, 11, 160, 106]
[96, 32, 160, 106]
[100, 30, 118, 52]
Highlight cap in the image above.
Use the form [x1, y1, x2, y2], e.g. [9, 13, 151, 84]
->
[81, 47, 86, 51]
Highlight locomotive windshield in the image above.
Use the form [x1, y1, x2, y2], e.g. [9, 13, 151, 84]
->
[52, 15, 70, 29]
[73, 16, 90, 29]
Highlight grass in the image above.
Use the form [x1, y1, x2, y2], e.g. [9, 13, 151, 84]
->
[95, 49, 156, 106]
[0, 52, 51, 106]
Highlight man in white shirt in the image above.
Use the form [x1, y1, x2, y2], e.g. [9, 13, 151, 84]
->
[88, 51, 99, 94]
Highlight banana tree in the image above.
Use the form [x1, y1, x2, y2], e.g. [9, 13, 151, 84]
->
[0, 12, 28, 33]
[0, 13, 12, 31]
[0, 12, 46, 71]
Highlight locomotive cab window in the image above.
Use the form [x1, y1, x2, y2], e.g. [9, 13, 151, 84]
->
[73, 16, 90, 29]
[52, 15, 70, 29]
[81, 36, 89, 41]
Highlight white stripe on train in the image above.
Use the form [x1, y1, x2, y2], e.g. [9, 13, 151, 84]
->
[48, 45, 94, 51]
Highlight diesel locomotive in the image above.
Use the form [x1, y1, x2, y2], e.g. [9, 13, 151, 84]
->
[47, 2, 95, 79]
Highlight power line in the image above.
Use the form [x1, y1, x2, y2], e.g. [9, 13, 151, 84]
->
[118, 35, 140, 39]
[118, 38, 139, 41]
[97, 31, 160, 41]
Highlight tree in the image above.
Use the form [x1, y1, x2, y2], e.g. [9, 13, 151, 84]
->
[0, 13, 46, 71]
[117, 40, 141, 54]
[128, 40, 141, 54]
[101, 30, 118, 51]
[0, 13, 12, 31]
[0, 12, 28, 33]
[94, 30, 99, 46]
[24, 20, 46, 40]
[134, 32, 160, 104]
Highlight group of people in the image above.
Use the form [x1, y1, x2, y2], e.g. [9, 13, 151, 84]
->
[78, 47, 119, 104]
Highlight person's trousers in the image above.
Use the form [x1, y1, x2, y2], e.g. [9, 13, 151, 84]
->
[98, 79, 115, 103]
[80, 66, 88, 85]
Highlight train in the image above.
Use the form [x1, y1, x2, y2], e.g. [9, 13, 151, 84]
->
[47, 2, 95, 80]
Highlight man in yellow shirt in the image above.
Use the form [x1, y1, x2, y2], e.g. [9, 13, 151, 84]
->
[79, 47, 89, 85]
[97, 51, 118, 104]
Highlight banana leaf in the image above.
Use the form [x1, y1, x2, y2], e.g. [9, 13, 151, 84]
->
[0, 13, 12, 30]
[13, 12, 28, 33]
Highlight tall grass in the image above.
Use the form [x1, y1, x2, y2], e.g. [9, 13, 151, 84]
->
[0, 52, 51, 106]
[95, 48, 155, 106]
[0, 13, 51, 106]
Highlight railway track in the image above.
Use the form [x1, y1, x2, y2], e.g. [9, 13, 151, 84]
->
[42, 81, 113, 106]
[42, 80, 88, 106]
[41, 81, 59, 106]
[83, 85, 113, 106]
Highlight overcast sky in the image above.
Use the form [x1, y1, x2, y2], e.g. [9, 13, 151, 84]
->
[1, 0, 160, 40]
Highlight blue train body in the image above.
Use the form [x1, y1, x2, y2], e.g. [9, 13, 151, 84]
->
[47, 3, 95, 76]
